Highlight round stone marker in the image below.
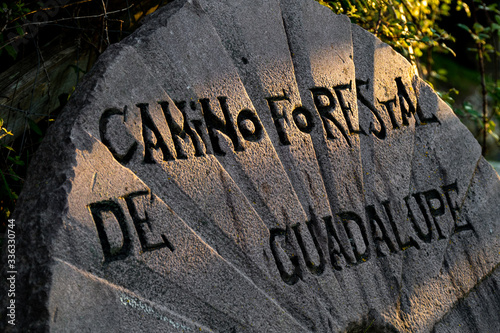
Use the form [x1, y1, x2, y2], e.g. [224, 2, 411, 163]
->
[2, 0, 500, 332]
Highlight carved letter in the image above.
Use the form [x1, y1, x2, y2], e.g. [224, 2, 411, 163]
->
[441, 181, 474, 233]
[292, 106, 315, 133]
[356, 79, 387, 140]
[310, 87, 351, 146]
[200, 97, 244, 155]
[270, 227, 302, 285]
[337, 211, 371, 263]
[383, 200, 420, 250]
[323, 216, 349, 270]
[237, 109, 263, 142]
[99, 107, 138, 164]
[407, 193, 433, 243]
[423, 189, 447, 239]
[416, 99, 441, 125]
[395, 77, 417, 126]
[137, 103, 175, 163]
[334, 81, 365, 135]
[441, 181, 460, 223]
[89, 200, 132, 263]
[292, 213, 326, 276]
[159, 101, 206, 159]
[124, 191, 175, 253]
[378, 98, 399, 130]
[265, 94, 292, 145]
[366, 204, 398, 256]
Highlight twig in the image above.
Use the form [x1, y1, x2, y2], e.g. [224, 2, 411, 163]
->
[7, 5, 134, 30]
[8, 0, 94, 25]
[0, 104, 27, 114]
[1, 173, 25, 182]
[471, 0, 489, 155]
[374, 7, 383, 35]
[363, 319, 375, 333]
[101, 0, 110, 46]
[481, 1, 499, 95]
[36, 22, 130, 34]
[0, 33, 28, 51]
[37, 45, 52, 112]
[19, 37, 42, 153]
[1, 10, 10, 34]
[125, 0, 133, 26]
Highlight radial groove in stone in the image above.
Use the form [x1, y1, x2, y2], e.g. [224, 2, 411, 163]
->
[1, 0, 499, 332]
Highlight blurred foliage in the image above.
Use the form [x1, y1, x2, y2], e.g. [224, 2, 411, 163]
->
[317, 0, 466, 75]
[456, 1, 500, 153]
[0, 1, 32, 59]
[318, 0, 500, 156]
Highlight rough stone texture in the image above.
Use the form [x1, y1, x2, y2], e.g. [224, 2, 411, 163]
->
[1, 0, 499, 332]
[280, 0, 365, 215]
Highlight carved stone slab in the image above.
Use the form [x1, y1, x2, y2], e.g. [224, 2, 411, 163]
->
[2, 0, 500, 331]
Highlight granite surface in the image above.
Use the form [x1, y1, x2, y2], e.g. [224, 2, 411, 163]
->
[1, 0, 499, 332]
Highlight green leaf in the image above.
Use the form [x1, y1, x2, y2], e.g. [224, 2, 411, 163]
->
[8, 167, 19, 182]
[15, 25, 24, 36]
[441, 43, 456, 57]
[457, 23, 470, 33]
[485, 44, 495, 51]
[28, 118, 42, 136]
[473, 22, 485, 33]
[0, 170, 16, 200]
[463, 102, 481, 118]
[478, 33, 490, 40]
[69, 64, 87, 75]
[7, 156, 24, 166]
[5, 45, 17, 60]
[437, 88, 459, 107]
